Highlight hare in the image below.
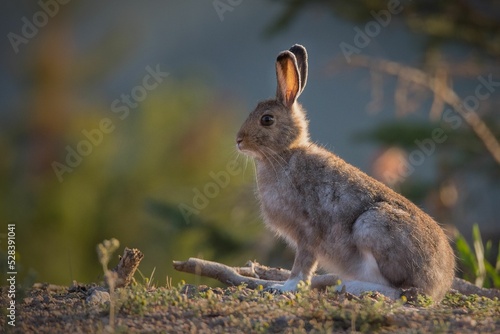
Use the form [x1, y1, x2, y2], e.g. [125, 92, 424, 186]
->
[236, 44, 455, 302]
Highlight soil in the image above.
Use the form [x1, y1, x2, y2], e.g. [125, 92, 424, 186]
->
[1, 282, 499, 333]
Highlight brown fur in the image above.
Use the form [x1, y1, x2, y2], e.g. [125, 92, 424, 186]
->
[236, 45, 455, 301]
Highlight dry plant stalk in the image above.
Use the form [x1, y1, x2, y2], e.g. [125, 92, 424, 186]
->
[111, 247, 144, 288]
[96, 240, 144, 333]
[173, 257, 500, 300]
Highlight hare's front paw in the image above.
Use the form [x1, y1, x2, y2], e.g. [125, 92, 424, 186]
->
[264, 283, 285, 294]
[266, 276, 303, 293]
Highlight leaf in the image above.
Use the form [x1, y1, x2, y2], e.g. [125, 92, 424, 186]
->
[485, 240, 493, 260]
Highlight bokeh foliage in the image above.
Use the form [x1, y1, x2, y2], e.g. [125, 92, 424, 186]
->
[1, 78, 263, 285]
[267, 0, 500, 57]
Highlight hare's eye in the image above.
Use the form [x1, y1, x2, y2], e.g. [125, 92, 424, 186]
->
[260, 115, 275, 126]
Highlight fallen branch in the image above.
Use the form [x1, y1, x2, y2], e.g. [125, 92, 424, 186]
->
[173, 257, 284, 289]
[173, 257, 500, 300]
[451, 277, 500, 300]
[173, 258, 401, 299]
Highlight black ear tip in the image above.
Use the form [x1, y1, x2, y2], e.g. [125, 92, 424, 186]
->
[289, 44, 307, 55]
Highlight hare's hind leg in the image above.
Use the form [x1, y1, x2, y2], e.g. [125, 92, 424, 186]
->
[351, 205, 420, 290]
[351, 202, 454, 302]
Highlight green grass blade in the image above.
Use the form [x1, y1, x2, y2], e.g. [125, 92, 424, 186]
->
[484, 261, 500, 288]
[472, 224, 486, 287]
[497, 242, 500, 272]
[455, 234, 478, 282]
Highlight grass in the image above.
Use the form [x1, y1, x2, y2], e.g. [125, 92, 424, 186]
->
[455, 224, 500, 289]
[117, 283, 393, 332]
[7, 268, 500, 333]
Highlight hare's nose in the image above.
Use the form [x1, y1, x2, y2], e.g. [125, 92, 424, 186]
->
[236, 136, 244, 150]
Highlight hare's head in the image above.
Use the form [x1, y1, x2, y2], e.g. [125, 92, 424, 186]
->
[236, 44, 310, 159]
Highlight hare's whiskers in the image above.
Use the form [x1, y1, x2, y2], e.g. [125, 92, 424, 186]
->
[262, 147, 297, 192]
[257, 148, 281, 185]
[243, 155, 250, 179]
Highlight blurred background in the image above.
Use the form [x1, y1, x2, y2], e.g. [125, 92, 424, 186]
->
[1, 1, 499, 287]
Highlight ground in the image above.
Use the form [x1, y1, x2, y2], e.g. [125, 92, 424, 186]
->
[1, 282, 499, 333]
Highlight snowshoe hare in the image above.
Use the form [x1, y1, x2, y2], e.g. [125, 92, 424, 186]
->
[236, 44, 455, 301]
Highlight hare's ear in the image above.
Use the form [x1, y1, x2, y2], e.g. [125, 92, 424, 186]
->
[276, 51, 301, 108]
[289, 44, 308, 94]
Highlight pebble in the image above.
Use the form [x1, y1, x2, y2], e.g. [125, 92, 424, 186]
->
[86, 288, 110, 304]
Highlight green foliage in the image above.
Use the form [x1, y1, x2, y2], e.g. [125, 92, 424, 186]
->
[442, 291, 498, 309]
[406, 293, 434, 308]
[455, 224, 500, 289]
